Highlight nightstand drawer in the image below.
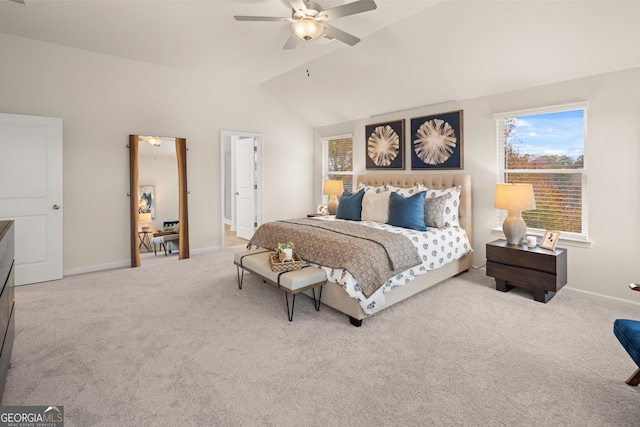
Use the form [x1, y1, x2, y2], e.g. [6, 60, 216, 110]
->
[486, 260, 563, 290]
[486, 241, 566, 275]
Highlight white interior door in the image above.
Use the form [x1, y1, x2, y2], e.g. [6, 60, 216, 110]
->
[0, 113, 63, 285]
[235, 137, 256, 240]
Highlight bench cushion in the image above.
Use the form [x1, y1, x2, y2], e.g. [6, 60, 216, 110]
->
[234, 249, 326, 292]
[614, 318, 640, 368]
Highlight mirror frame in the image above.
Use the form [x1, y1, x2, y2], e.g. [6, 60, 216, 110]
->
[129, 135, 190, 267]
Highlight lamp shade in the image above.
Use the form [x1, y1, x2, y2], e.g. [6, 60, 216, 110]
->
[495, 183, 536, 211]
[292, 19, 324, 41]
[139, 212, 152, 231]
[323, 180, 344, 196]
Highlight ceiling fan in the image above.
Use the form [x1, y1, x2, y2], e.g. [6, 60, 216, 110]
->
[235, 0, 377, 49]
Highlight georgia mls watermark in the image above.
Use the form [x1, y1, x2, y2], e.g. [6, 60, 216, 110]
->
[0, 406, 63, 427]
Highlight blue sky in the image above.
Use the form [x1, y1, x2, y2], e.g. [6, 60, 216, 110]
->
[508, 109, 585, 159]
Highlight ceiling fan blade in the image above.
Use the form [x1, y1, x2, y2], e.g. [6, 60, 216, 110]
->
[288, 0, 308, 14]
[322, 0, 377, 20]
[234, 16, 289, 22]
[9, 0, 26, 4]
[323, 23, 361, 46]
[282, 34, 301, 50]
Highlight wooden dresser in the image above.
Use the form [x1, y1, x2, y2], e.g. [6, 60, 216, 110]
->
[0, 220, 15, 403]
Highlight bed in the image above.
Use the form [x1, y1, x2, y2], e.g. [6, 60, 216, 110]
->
[249, 173, 473, 326]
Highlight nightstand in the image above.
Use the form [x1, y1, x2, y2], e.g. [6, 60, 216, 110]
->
[486, 239, 567, 303]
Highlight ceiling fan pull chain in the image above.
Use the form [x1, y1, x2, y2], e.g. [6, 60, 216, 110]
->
[306, 40, 311, 77]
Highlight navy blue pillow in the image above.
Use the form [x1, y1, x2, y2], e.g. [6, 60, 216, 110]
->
[336, 189, 365, 221]
[388, 191, 427, 231]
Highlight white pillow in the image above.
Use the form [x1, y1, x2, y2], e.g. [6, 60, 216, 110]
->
[387, 185, 422, 197]
[420, 185, 461, 227]
[358, 183, 386, 194]
[361, 190, 391, 224]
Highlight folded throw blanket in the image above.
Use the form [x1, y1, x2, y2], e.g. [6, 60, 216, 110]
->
[248, 218, 421, 298]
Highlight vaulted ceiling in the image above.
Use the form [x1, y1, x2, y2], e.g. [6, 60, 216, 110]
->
[2, 0, 639, 127]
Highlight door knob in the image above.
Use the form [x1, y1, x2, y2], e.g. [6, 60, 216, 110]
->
[52, 204, 60, 210]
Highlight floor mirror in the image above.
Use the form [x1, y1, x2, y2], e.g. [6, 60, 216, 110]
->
[129, 134, 189, 267]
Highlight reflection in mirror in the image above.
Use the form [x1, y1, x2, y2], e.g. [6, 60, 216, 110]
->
[129, 135, 189, 267]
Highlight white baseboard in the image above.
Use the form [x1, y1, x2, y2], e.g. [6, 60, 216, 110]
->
[64, 259, 130, 276]
[563, 286, 640, 308]
[191, 246, 221, 255]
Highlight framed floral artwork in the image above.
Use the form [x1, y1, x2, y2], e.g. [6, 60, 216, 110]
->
[365, 119, 405, 170]
[410, 110, 463, 170]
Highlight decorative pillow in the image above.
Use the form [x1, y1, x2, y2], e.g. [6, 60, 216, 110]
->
[336, 189, 365, 221]
[357, 183, 386, 194]
[387, 185, 421, 197]
[421, 185, 461, 227]
[387, 191, 427, 231]
[424, 195, 446, 228]
[361, 190, 391, 223]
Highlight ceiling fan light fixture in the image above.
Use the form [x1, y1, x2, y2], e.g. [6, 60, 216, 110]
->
[141, 136, 162, 146]
[292, 19, 324, 41]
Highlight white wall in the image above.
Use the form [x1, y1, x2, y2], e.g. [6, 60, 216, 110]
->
[314, 67, 640, 304]
[0, 33, 313, 273]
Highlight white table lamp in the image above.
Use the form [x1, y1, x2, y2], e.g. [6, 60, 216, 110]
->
[495, 183, 536, 245]
[139, 212, 152, 231]
[323, 180, 344, 215]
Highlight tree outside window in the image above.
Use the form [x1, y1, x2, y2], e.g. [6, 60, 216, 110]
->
[498, 105, 587, 238]
[325, 136, 353, 191]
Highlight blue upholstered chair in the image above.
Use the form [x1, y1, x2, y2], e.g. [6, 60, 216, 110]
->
[613, 283, 640, 386]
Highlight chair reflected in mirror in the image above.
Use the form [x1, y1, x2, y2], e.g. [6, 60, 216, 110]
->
[151, 220, 180, 256]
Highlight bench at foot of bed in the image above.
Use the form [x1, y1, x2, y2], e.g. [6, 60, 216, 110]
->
[234, 249, 327, 321]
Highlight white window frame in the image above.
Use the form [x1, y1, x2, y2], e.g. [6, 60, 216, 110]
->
[494, 101, 591, 247]
[322, 134, 353, 202]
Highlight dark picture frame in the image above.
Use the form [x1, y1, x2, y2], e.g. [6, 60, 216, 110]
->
[410, 110, 463, 170]
[365, 119, 405, 170]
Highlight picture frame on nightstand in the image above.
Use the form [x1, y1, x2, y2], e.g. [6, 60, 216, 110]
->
[541, 230, 560, 250]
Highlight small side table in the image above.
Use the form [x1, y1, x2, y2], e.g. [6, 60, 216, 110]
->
[138, 230, 153, 252]
[486, 239, 567, 303]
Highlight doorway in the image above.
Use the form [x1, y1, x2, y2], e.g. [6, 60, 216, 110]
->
[220, 131, 262, 248]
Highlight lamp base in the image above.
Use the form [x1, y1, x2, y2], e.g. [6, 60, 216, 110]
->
[503, 211, 527, 245]
[327, 196, 338, 216]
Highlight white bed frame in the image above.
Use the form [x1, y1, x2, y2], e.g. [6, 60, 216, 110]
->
[303, 173, 473, 326]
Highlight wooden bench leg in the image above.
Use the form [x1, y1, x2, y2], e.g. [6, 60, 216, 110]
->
[626, 368, 640, 386]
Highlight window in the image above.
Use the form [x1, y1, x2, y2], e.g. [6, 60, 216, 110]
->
[495, 102, 588, 241]
[323, 135, 353, 195]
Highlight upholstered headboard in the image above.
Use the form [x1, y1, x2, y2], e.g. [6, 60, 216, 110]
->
[356, 173, 472, 245]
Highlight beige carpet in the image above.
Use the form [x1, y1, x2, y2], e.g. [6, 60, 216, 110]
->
[4, 248, 640, 426]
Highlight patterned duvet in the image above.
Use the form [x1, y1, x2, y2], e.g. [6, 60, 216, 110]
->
[310, 217, 472, 314]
